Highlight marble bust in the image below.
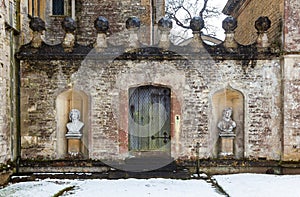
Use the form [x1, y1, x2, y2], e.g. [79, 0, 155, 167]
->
[66, 109, 84, 137]
[218, 107, 236, 134]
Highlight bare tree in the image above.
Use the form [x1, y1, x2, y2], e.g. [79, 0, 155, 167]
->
[165, 0, 221, 44]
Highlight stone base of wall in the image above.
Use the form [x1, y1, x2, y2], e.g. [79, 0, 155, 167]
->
[0, 171, 13, 186]
[15, 159, 300, 176]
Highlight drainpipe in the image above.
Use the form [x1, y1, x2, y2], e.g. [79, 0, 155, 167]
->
[15, 58, 21, 175]
[151, 0, 155, 45]
[195, 142, 200, 175]
[15, 0, 21, 174]
[71, 0, 75, 20]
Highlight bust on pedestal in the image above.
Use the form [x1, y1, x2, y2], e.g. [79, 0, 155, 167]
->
[66, 109, 84, 156]
[218, 107, 236, 157]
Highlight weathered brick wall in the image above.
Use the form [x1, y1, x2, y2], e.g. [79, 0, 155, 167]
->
[284, 0, 300, 52]
[20, 60, 81, 158]
[228, 0, 284, 47]
[44, 0, 154, 46]
[19, 0, 32, 45]
[282, 55, 300, 161]
[281, 0, 300, 161]
[0, 1, 11, 164]
[19, 50, 282, 161]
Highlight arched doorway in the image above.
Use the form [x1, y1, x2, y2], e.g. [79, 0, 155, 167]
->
[128, 85, 171, 155]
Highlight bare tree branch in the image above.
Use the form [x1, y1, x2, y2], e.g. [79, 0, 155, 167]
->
[199, 0, 208, 18]
[166, 0, 223, 44]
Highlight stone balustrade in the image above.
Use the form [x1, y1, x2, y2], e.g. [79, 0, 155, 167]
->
[28, 15, 272, 53]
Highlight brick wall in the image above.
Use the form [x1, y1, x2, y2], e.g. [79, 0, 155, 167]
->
[282, 55, 300, 161]
[281, 0, 300, 161]
[20, 60, 81, 158]
[44, 0, 155, 46]
[0, 2, 11, 164]
[284, 0, 300, 52]
[19, 51, 282, 161]
[227, 0, 284, 47]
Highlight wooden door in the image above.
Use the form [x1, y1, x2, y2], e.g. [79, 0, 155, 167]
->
[129, 86, 171, 152]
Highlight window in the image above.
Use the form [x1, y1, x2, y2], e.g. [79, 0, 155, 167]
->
[28, 0, 46, 20]
[52, 0, 64, 15]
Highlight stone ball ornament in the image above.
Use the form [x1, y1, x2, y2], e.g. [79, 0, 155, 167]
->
[126, 16, 141, 30]
[222, 16, 238, 33]
[94, 16, 109, 33]
[29, 17, 46, 32]
[61, 17, 77, 33]
[190, 16, 205, 33]
[255, 16, 271, 32]
[158, 17, 173, 31]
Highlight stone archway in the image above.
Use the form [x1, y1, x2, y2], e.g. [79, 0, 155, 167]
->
[211, 87, 244, 159]
[56, 89, 89, 158]
[128, 85, 171, 153]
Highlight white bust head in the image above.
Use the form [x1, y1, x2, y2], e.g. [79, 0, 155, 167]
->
[66, 109, 84, 134]
[69, 109, 81, 122]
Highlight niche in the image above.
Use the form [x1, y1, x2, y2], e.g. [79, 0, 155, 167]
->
[56, 89, 89, 158]
[211, 87, 244, 159]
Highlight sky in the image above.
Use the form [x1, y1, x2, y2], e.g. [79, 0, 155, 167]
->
[167, 0, 228, 44]
[207, 1, 228, 40]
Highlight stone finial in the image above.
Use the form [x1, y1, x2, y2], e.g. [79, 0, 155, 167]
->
[94, 16, 109, 51]
[62, 17, 77, 33]
[255, 16, 271, 33]
[29, 17, 46, 48]
[126, 16, 141, 30]
[190, 16, 205, 33]
[158, 17, 172, 49]
[189, 16, 205, 52]
[126, 17, 140, 50]
[94, 16, 109, 33]
[61, 17, 77, 52]
[29, 17, 46, 32]
[222, 16, 238, 49]
[255, 16, 271, 49]
[222, 16, 237, 33]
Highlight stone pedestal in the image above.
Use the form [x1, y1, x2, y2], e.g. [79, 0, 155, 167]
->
[66, 133, 82, 156]
[219, 133, 236, 157]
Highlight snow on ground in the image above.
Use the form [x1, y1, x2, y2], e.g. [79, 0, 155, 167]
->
[2, 174, 300, 197]
[213, 173, 300, 197]
[0, 178, 222, 197]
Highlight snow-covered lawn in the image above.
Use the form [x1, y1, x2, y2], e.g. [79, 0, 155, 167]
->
[1, 174, 300, 197]
[0, 178, 222, 197]
[214, 173, 300, 197]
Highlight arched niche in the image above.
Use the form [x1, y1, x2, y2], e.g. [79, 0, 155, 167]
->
[56, 89, 89, 159]
[211, 87, 244, 159]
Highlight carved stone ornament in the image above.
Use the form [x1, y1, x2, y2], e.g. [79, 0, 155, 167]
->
[222, 16, 237, 33]
[126, 16, 141, 31]
[190, 16, 205, 33]
[218, 107, 236, 157]
[66, 109, 84, 139]
[94, 16, 109, 33]
[218, 107, 236, 135]
[61, 17, 77, 33]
